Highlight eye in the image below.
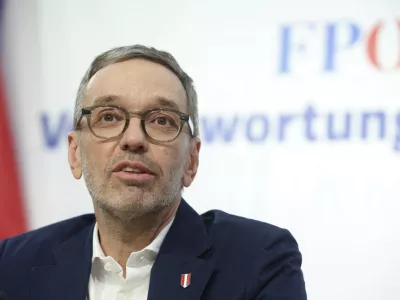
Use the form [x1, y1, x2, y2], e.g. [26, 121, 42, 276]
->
[147, 112, 177, 126]
[155, 116, 171, 125]
[91, 107, 125, 126]
[101, 113, 117, 122]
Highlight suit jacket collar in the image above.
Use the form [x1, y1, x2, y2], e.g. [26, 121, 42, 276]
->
[29, 199, 214, 300]
[30, 219, 94, 300]
[157, 199, 211, 256]
[148, 199, 215, 300]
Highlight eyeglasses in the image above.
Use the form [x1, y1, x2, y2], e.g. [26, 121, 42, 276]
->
[75, 105, 193, 143]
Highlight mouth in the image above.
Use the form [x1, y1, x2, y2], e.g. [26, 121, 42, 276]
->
[112, 161, 155, 183]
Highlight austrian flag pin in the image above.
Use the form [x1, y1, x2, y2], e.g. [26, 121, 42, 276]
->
[180, 273, 192, 288]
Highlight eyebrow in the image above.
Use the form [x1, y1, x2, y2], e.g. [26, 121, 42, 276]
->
[92, 95, 121, 106]
[150, 96, 180, 111]
[91, 95, 182, 111]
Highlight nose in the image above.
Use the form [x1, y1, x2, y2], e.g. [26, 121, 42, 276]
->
[118, 117, 148, 153]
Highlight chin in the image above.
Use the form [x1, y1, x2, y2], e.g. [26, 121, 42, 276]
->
[97, 201, 149, 220]
[103, 195, 163, 214]
[95, 185, 177, 216]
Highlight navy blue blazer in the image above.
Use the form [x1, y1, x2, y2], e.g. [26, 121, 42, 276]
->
[0, 200, 307, 299]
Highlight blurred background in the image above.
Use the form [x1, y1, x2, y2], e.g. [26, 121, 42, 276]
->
[1, 0, 400, 299]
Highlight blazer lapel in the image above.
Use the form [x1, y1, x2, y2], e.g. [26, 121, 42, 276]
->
[148, 200, 215, 300]
[29, 223, 94, 300]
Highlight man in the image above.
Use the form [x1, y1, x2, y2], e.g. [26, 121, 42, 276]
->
[0, 45, 307, 300]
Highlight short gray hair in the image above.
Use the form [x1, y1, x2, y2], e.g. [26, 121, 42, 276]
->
[74, 45, 199, 137]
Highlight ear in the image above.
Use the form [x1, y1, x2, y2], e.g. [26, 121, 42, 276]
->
[68, 131, 82, 179]
[182, 137, 201, 188]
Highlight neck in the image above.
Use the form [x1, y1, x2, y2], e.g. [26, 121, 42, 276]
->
[94, 199, 180, 275]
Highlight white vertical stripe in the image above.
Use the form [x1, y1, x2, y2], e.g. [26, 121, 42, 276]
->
[184, 275, 188, 287]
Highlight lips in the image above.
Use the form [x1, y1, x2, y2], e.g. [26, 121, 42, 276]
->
[113, 161, 153, 174]
[112, 161, 155, 182]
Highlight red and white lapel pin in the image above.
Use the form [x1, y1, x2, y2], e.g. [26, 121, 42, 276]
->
[180, 273, 192, 288]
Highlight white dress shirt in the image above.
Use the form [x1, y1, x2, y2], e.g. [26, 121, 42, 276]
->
[87, 219, 174, 300]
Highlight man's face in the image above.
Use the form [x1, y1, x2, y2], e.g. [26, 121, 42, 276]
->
[68, 59, 200, 219]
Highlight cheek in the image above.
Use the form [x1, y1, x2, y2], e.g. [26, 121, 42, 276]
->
[154, 146, 185, 174]
[164, 147, 180, 161]
[83, 141, 117, 172]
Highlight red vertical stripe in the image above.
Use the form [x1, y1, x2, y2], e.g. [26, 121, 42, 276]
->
[181, 274, 185, 287]
[0, 70, 26, 239]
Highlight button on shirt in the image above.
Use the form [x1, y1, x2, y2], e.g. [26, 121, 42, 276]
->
[87, 219, 174, 300]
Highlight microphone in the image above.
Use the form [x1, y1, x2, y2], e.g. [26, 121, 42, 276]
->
[0, 291, 8, 300]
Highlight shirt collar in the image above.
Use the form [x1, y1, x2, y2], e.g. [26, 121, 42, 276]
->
[91, 217, 175, 263]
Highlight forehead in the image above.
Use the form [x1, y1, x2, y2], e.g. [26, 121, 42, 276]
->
[84, 59, 188, 111]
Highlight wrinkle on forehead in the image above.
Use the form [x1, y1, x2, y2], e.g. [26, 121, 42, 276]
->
[84, 59, 188, 111]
